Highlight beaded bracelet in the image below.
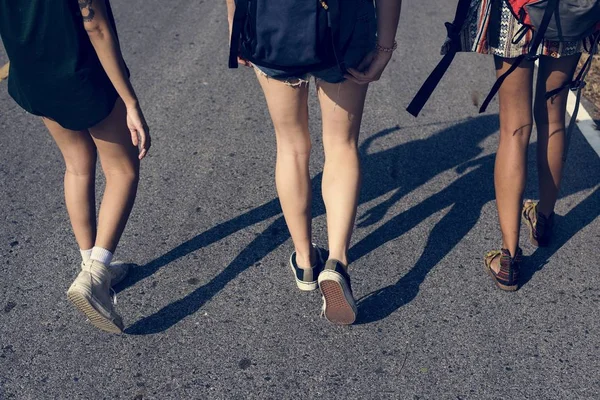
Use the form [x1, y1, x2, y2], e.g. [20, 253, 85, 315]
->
[376, 41, 398, 53]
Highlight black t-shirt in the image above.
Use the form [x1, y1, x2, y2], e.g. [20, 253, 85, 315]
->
[0, 0, 123, 130]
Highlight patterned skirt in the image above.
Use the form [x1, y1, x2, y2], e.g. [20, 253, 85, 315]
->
[459, 0, 597, 58]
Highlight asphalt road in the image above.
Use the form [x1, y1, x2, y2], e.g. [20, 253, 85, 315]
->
[1, 1, 599, 399]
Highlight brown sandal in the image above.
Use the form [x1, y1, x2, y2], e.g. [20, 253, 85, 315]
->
[522, 200, 554, 247]
[484, 248, 522, 291]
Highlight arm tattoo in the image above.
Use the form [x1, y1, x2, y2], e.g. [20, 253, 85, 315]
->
[78, 0, 96, 22]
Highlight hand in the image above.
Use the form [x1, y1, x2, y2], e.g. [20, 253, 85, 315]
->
[237, 55, 252, 68]
[345, 49, 394, 85]
[126, 103, 151, 160]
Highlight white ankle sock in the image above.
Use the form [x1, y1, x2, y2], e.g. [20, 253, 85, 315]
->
[80, 248, 93, 262]
[90, 247, 114, 266]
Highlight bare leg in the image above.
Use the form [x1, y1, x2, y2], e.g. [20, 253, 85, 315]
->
[254, 71, 315, 268]
[534, 54, 581, 217]
[493, 55, 534, 268]
[88, 99, 140, 253]
[43, 119, 97, 251]
[317, 79, 369, 266]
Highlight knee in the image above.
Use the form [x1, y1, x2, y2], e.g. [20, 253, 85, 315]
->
[323, 133, 359, 156]
[103, 160, 139, 184]
[275, 130, 312, 158]
[499, 123, 532, 146]
[64, 156, 96, 178]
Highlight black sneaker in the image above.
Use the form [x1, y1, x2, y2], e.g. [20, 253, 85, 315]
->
[318, 259, 357, 325]
[289, 245, 327, 291]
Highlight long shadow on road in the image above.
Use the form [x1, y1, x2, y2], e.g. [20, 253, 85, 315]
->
[124, 115, 499, 334]
[354, 132, 599, 324]
[520, 186, 599, 286]
[122, 114, 597, 334]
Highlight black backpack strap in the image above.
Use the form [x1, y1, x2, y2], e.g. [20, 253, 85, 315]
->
[554, 32, 599, 161]
[479, 0, 559, 113]
[478, 54, 526, 112]
[326, 0, 344, 71]
[525, 0, 558, 59]
[406, 0, 472, 117]
[228, 0, 249, 69]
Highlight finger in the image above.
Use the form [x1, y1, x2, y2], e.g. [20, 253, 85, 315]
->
[356, 54, 374, 72]
[130, 127, 139, 147]
[346, 68, 368, 81]
[346, 68, 372, 84]
[343, 73, 368, 85]
[138, 125, 148, 156]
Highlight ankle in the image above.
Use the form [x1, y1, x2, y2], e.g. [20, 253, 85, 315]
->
[536, 203, 554, 219]
[500, 243, 519, 258]
[295, 247, 315, 269]
[327, 251, 348, 269]
[90, 246, 114, 266]
[80, 248, 93, 262]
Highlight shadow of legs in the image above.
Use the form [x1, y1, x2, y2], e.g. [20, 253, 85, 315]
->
[520, 187, 600, 286]
[353, 160, 494, 324]
[116, 198, 283, 292]
[125, 215, 289, 335]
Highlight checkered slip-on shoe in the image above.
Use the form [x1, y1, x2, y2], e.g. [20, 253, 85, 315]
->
[318, 259, 357, 325]
[289, 245, 327, 291]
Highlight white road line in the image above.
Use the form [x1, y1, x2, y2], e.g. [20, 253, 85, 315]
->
[534, 58, 600, 158]
[567, 91, 600, 158]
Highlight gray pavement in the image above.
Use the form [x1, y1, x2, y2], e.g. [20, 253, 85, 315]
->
[1, 1, 599, 399]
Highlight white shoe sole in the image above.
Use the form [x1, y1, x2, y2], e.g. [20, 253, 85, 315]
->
[318, 270, 357, 325]
[289, 262, 318, 291]
[67, 285, 123, 334]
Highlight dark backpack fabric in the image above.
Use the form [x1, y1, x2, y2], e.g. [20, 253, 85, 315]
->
[229, 0, 360, 74]
[509, 0, 600, 41]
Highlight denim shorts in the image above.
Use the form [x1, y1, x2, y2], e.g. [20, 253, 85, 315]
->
[254, 0, 377, 84]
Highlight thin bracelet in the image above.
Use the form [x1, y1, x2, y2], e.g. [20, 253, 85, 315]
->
[376, 41, 398, 53]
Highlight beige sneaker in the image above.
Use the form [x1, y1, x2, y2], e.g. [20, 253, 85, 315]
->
[68, 260, 124, 334]
[80, 260, 130, 287]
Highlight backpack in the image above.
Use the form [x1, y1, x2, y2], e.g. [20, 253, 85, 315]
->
[407, 0, 600, 160]
[228, 0, 359, 74]
[507, 0, 600, 41]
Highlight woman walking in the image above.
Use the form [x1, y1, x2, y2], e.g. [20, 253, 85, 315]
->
[227, 0, 401, 324]
[465, 1, 600, 291]
[0, 0, 150, 333]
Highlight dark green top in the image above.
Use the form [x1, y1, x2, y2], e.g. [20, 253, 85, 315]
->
[0, 0, 123, 130]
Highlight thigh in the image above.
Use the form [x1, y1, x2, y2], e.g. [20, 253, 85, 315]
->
[88, 98, 139, 173]
[494, 56, 535, 136]
[43, 118, 96, 173]
[254, 69, 311, 143]
[535, 53, 581, 126]
[317, 79, 368, 145]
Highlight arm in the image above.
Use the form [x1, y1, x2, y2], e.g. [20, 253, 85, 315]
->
[346, 0, 402, 85]
[226, 0, 235, 35]
[374, 0, 402, 48]
[79, 0, 150, 159]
